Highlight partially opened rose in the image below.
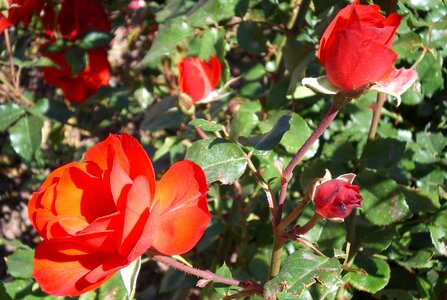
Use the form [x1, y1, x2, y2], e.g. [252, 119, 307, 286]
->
[303, 0, 417, 103]
[42, 47, 110, 103]
[178, 55, 221, 103]
[28, 134, 210, 296]
[308, 171, 362, 220]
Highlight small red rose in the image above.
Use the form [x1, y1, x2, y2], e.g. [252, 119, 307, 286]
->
[42, 47, 110, 103]
[28, 133, 210, 296]
[178, 55, 221, 103]
[310, 171, 362, 220]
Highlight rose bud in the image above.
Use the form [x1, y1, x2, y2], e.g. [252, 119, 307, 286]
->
[42, 47, 110, 103]
[178, 55, 221, 103]
[28, 134, 210, 296]
[303, 0, 417, 104]
[309, 170, 362, 220]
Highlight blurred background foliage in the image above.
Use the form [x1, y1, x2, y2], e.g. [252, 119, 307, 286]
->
[0, 0, 446, 299]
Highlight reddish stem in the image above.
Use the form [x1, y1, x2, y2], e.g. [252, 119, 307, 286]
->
[275, 103, 340, 224]
[151, 254, 263, 292]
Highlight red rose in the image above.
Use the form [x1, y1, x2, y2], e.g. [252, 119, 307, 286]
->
[58, 0, 111, 41]
[0, 14, 13, 34]
[0, 0, 43, 35]
[313, 179, 362, 219]
[178, 55, 221, 103]
[307, 0, 417, 102]
[42, 47, 110, 103]
[28, 134, 210, 296]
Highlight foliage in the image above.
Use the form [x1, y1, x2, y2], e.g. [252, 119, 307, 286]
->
[1, 0, 446, 299]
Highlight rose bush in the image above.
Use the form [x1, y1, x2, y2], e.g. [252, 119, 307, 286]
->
[178, 55, 221, 103]
[28, 134, 210, 296]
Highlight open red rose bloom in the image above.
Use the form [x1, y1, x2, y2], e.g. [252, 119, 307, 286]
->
[317, 0, 417, 98]
[39, 0, 111, 103]
[178, 55, 221, 103]
[28, 134, 210, 296]
[313, 179, 362, 219]
[42, 47, 110, 103]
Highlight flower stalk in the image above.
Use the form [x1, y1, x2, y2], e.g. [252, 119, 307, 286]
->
[269, 94, 346, 279]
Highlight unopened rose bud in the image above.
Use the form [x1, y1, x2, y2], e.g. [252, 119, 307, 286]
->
[178, 93, 195, 116]
[308, 170, 362, 220]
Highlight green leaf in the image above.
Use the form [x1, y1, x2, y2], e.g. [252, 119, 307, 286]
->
[78, 31, 113, 50]
[429, 210, 447, 255]
[280, 112, 318, 158]
[185, 138, 247, 184]
[400, 186, 440, 214]
[412, 131, 446, 163]
[198, 28, 220, 59]
[357, 225, 398, 255]
[214, 263, 233, 296]
[0, 237, 32, 250]
[361, 138, 406, 170]
[139, 18, 193, 66]
[29, 98, 73, 123]
[345, 255, 391, 294]
[393, 32, 423, 62]
[264, 247, 342, 298]
[376, 289, 417, 300]
[236, 21, 267, 54]
[230, 111, 259, 139]
[9, 115, 43, 161]
[120, 257, 141, 300]
[98, 273, 128, 300]
[238, 115, 291, 152]
[189, 118, 225, 132]
[140, 96, 184, 131]
[153, 137, 178, 161]
[357, 171, 410, 226]
[3, 279, 33, 299]
[0, 103, 25, 131]
[0, 282, 12, 300]
[64, 47, 88, 75]
[415, 51, 444, 97]
[6, 248, 34, 279]
[187, 0, 242, 27]
[396, 250, 434, 269]
[266, 81, 290, 110]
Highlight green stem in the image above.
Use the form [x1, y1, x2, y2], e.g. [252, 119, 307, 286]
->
[269, 232, 285, 279]
[276, 194, 310, 233]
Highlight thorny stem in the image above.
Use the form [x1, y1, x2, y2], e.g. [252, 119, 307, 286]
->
[269, 213, 322, 278]
[4, 29, 16, 87]
[245, 152, 275, 211]
[269, 95, 346, 279]
[276, 100, 343, 225]
[286, 213, 321, 236]
[276, 194, 310, 233]
[367, 92, 387, 142]
[149, 253, 263, 294]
